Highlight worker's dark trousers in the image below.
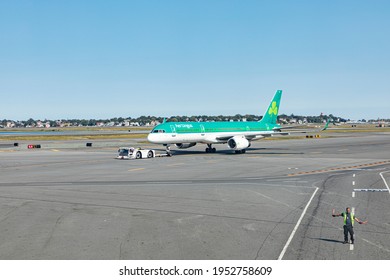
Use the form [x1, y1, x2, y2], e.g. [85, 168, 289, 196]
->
[344, 225, 354, 242]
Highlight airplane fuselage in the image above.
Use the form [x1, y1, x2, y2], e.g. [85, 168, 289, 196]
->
[147, 121, 281, 144]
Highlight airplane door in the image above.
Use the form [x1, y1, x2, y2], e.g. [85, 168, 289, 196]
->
[170, 125, 177, 138]
[200, 124, 205, 136]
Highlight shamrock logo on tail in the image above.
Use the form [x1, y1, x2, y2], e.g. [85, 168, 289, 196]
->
[268, 101, 278, 116]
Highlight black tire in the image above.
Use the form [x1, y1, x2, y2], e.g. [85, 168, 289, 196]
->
[242, 149, 246, 154]
[206, 148, 210, 153]
[136, 151, 142, 159]
[147, 150, 154, 158]
[212, 148, 216, 153]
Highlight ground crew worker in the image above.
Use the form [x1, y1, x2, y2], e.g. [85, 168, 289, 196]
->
[332, 207, 367, 244]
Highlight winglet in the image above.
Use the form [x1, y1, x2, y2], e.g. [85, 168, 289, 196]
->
[322, 119, 330, 131]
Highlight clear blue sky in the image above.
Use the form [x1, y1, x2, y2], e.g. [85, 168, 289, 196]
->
[1, 0, 389, 120]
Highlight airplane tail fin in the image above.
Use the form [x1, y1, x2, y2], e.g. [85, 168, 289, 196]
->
[259, 90, 282, 125]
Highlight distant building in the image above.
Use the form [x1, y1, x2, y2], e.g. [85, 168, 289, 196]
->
[6, 121, 15, 128]
[279, 118, 288, 124]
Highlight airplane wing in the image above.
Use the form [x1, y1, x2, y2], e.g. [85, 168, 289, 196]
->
[276, 119, 330, 133]
[215, 120, 329, 142]
[215, 131, 290, 142]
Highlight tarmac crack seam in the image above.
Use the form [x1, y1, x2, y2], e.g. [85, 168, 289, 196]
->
[119, 230, 132, 260]
[0, 201, 31, 224]
[0, 194, 292, 225]
[43, 212, 68, 250]
[246, 189, 296, 208]
[361, 238, 390, 254]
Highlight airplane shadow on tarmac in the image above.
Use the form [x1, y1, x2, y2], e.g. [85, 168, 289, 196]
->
[154, 147, 304, 156]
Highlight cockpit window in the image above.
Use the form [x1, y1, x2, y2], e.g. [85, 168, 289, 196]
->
[152, 129, 166, 133]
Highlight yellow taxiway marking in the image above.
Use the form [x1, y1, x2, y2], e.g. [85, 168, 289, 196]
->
[128, 168, 145, 172]
[51, 149, 60, 152]
[167, 163, 185, 167]
[288, 161, 390, 177]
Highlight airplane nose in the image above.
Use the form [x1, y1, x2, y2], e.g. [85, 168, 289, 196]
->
[147, 133, 155, 143]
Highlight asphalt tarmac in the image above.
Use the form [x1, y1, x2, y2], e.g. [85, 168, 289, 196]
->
[0, 132, 389, 259]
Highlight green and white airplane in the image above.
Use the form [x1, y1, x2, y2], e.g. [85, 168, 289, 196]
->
[147, 90, 320, 154]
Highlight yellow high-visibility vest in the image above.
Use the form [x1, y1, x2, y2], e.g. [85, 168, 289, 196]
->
[343, 212, 354, 226]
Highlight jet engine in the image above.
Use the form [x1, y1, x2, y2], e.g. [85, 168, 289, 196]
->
[227, 136, 250, 150]
[175, 143, 197, 149]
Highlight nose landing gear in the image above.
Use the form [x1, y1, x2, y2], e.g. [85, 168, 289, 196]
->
[164, 144, 172, 156]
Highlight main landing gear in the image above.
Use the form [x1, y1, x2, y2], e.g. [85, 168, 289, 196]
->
[235, 149, 246, 154]
[205, 144, 216, 153]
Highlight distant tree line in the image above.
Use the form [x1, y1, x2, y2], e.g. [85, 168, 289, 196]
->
[1, 114, 388, 128]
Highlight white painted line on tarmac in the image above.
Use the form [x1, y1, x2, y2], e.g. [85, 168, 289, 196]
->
[278, 187, 319, 260]
[353, 174, 356, 178]
[353, 188, 388, 192]
[352, 192, 355, 198]
[350, 244, 354, 251]
[379, 171, 390, 194]
[352, 181, 355, 186]
[350, 168, 375, 171]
